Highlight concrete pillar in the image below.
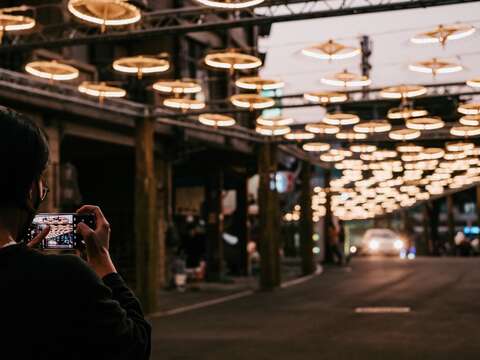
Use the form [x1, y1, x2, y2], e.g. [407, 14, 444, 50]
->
[299, 162, 315, 276]
[205, 170, 224, 281]
[235, 176, 249, 276]
[258, 142, 280, 290]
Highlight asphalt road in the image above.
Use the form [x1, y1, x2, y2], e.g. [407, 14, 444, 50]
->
[151, 257, 480, 360]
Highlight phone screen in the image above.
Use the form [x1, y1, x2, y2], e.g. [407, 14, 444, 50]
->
[28, 213, 95, 249]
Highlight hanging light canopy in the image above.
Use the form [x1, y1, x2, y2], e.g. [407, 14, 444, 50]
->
[163, 98, 205, 111]
[302, 39, 360, 61]
[380, 85, 427, 99]
[235, 76, 284, 91]
[256, 124, 291, 136]
[353, 120, 391, 134]
[388, 128, 421, 141]
[0, 6, 36, 43]
[113, 55, 169, 79]
[152, 80, 202, 95]
[67, 0, 141, 32]
[396, 143, 423, 153]
[458, 103, 480, 115]
[350, 144, 377, 153]
[78, 81, 126, 104]
[305, 123, 339, 134]
[302, 142, 330, 152]
[303, 91, 347, 104]
[460, 114, 480, 126]
[336, 131, 367, 140]
[205, 50, 262, 72]
[467, 78, 480, 88]
[230, 94, 274, 110]
[387, 107, 428, 120]
[284, 131, 315, 141]
[25, 60, 79, 81]
[406, 116, 445, 131]
[321, 69, 371, 88]
[411, 24, 475, 46]
[422, 147, 445, 160]
[450, 125, 480, 137]
[256, 115, 293, 126]
[409, 58, 463, 76]
[446, 142, 474, 152]
[198, 113, 235, 127]
[323, 113, 360, 126]
[320, 152, 345, 163]
[194, 0, 264, 9]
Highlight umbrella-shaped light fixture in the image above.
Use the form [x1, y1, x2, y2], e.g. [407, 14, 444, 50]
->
[459, 114, 480, 126]
[163, 98, 205, 111]
[303, 91, 347, 104]
[25, 60, 79, 81]
[458, 103, 480, 115]
[323, 112, 360, 126]
[302, 142, 330, 152]
[302, 39, 360, 61]
[409, 58, 463, 76]
[305, 123, 340, 134]
[205, 50, 262, 73]
[336, 131, 367, 140]
[256, 115, 293, 126]
[406, 116, 445, 130]
[354, 120, 391, 134]
[467, 78, 480, 88]
[0, 6, 36, 43]
[198, 113, 235, 127]
[230, 94, 274, 110]
[380, 85, 427, 99]
[450, 126, 480, 137]
[396, 143, 423, 153]
[195, 0, 264, 9]
[411, 24, 475, 46]
[284, 130, 315, 141]
[113, 55, 169, 79]
[446, 142, 474, 152]
[350, 144, 377, 153]
[78, 81, 126, 104]
[387, 106, 428, 120]
[152, 80, 201, 95]
[235, 76, 284, 91]
[256, 124, 291, 136]
[321, 69, 371, 88]
[388, 128, 421, 141]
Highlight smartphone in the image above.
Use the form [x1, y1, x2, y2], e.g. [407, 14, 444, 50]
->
[27, 213, 95, 250]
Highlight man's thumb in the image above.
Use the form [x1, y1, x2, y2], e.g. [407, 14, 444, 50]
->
[77, 222, 94, 242]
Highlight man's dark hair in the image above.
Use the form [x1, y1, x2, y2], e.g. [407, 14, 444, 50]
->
[0, 107, 49, 208]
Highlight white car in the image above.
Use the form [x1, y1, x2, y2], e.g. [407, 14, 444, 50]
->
[361, 229, 406, 256]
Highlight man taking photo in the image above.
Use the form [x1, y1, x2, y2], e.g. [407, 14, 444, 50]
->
[0, 106, 151, 359]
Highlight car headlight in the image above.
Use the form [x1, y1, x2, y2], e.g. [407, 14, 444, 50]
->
[394, 239, 404, 250]
[369, 240, 380, 251]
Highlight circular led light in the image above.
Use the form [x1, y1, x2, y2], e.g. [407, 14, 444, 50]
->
[402, 152, 423, 162]
[387, 107, 428, 120]
[422, 148, 445, 160]
[323, 113, 360, 126]
[321, 69, 371, 88]
[303, 91, 347, 104]
[444, 151, 466, 161]
[350, 144, 377, 153]
[198, 113, 235, 127]
[302, 142, 330, 152]
[450, 126, 480, 137]
[256, 115, 293, 126]
[163, 98, 205, 110]
[446, 142, 474, 152]
[380, 85, 427, 99]
[195, 0, 264, 9]
[235, 76, 284, 91]
[467, 78, 480, 88]
[256, 124, 291, 136]
[406, 116, 445, 130]
[230, 94, 274, 110]
[284, 131, 315, 141]
[409, 58, 463, 76]
[25, 60, 79, 81]
[305, 123, 339, 134]
[0, 9, 35, 42]
[353, 120, 391, 134]
[320, 152, 345, 162]
[336, 132, 367, 140]
[68, 0, 141, 31]
[205, 51, 262, 71]
[78, 81, 126, 103]
[411, 24, 475, 46]
[302, 39, 360, 60]
[153, 80, 201, 95]
[113, 55, 169, 78]
[459, 114, 480, 126]
[388, 128, 421, 141]
[396, 143, 423, 153]
[458, 103, 480, 115]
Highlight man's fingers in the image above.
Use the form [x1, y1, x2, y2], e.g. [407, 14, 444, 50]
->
[77, 222, 94, 242]
[76, 205, 108, 231]
[28, 225, 50, 248]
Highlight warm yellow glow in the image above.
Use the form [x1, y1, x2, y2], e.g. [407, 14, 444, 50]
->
[336, 132, 367, 140]
[305, 123, 339, 134]
[195, 0, 264, 9]
[387, 107, 428, 120]
[467, 78, 480, 88]
[235, 76, 284, 91]
[256, 115, 293, 126]
[78, 81, 126, 98]
[388, 128, 421, 141]
[153, 80, 201, 94]
[396, 143, 423, 153]
[320, 152, 345, 162]
[444, 151, 466, 161]
[230, 94, 274, 110]
[205, 51, 262, 71]
[302, 39, 360, 60]
[459, 114, 480, 126]
[198, 113, 235, 127]
[163, 98, 205, 110]
[255, 125, 291, 136]
[302, 142, 330, 152]
[284, 131, 315, 141]
[411, 24, 475, 46]
[446, 142, 474, 152]
[422, 147, 445, 160]
[321, 69, 371, 88]
[113, 55, 169, 78]
[303, 91, 347, 104]
[323, 113, 360, 126]
[350, 144, 377, 153]
[406, 116, 444, 130]
[458, 103, 480, 115]
[450, 126, 480, 137]
[409, 58, 463, 75]
[0, 8, 35, 35]
[25, 60, 79, 81]
[354, 121, 391, 133]
[380, 85, 427, 99]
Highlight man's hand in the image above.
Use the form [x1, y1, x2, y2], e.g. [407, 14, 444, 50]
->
[76, 205, 117, 278]
[27, 225, 50, 248]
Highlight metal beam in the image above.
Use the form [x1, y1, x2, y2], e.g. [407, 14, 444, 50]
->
[1, 0, 477, 52]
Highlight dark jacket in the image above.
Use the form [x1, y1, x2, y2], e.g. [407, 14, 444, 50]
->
[0, 243, 151, 359]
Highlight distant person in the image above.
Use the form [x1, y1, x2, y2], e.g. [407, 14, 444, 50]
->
[327, 220, 345, 266]
[0, 107, 151, 359]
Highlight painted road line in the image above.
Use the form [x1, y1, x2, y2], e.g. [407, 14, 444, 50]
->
[355, 306, 411, 314]
[281, 265, 324, 289]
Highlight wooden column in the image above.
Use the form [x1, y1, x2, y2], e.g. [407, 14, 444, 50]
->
[135, 116, 158, 313]
[41, 120, 61, 213]
[235, 176, 249, 276]
[422, 203, 433, 255]
[447, 194, 455, 248]
[429, 200, 440, 255]
[299, 162, 315, 276]
[258, 142, 281, 290]
[323, 169, 333, 263]
[205, 171, 224, 281]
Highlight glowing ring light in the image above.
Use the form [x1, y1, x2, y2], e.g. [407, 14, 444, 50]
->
[303, 91, 347, 104]
[25, 60, 79, 81]
[459, 115, 480, 126]
[230, 94, 274, 110]
[354, 121, 391, 134]
[450, 126, 480, 137]
[323, 113, 360, 126]
[195, 0, 264, 9]
[256, 125, 291, 136]
[198, 113, 235, 127]
[387, 107, 428, 120]
[163, 98, 205, 111]
[67, 0, 141, 32]
[235, 77, 284, 91]
[302, 142, 330, 152]
[321, 69, 371, 88]
[305, 123, 339, 134]
[396, 143, 423, 153]
[388, 128, 421, 141]
[336, 132, 367, 140]
[444, 151, 466, 161]
[401, 152, 423, 162]
[256, 115, 293, 126]
[409, 58, 463, 76]
[320, 153, 345, 162]
[113, 55, 169, 79]
[411, 24, 475, 46]
[458, 103, 480, 115]
[78, 81, 126, 104]
[467, 78, 480, 88]
[446, 142, 474, 152]
[350, 144, 377, 153]
[406, 116, 444, 130]
[302, 39, 360, 61]
[152, 80, 201, 95]
[380, 85, 427, 99]
[0, 10, 36, 43]
[205, 51, 262, 72]
[284, 131, 315, 141]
